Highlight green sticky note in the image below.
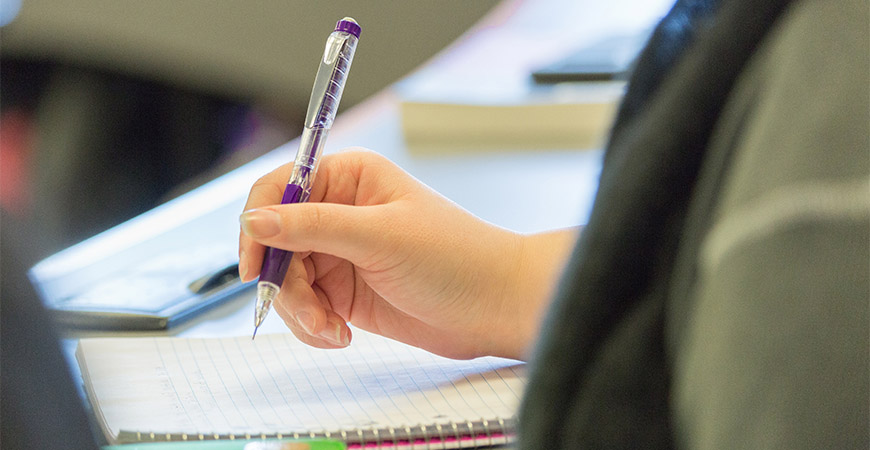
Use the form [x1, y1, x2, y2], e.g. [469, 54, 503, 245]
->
[102, 439, 346, 450]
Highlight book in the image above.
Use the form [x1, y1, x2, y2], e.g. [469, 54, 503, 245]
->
[394, 0, 672, 154]
[76, 329, 526, 449]
[398, 77, 624, 153]
[395, 28, 628, 154]
[394, 12, 648, 154]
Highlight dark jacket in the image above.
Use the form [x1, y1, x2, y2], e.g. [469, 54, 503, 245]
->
[519, 0, 869, 448]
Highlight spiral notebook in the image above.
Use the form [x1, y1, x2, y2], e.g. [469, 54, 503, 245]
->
[76, 329, 525, 448]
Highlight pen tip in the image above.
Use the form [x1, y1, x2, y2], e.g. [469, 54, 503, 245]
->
[252, 325, 259, 340]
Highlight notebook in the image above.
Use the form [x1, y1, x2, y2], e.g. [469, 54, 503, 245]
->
[76, 329, 526, 448]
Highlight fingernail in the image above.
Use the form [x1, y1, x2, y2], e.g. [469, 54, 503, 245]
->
[240, 209, 281, 238]
[295, 311, 316, 335]
[238, 250, 249, 281]
[319, 317, 349, 347]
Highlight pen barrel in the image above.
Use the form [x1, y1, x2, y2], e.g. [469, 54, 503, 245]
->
[290, 126, 329, 192]
[258, 135, 321, 287]
[255, 19, 359, 302]
[305, 30, 359, 129]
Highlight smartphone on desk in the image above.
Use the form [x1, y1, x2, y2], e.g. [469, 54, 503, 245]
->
[27, 175, 259, 332]
[531, 29, 652, 83]
[30, 242, 252, 330]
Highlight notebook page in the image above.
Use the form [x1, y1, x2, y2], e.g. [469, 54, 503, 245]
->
[77, 329, 525, 443]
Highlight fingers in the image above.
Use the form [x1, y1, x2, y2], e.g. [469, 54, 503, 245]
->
[271, 256, 351, 348]
[240, 202, 390, 269]
[237, 149, 407, 348]
[277, 305, 352, 349]
[281, 312, 353, 350]
[239, 166, 290, 282]
[242, 149, 379, 214]
[238, 149, 388, 281]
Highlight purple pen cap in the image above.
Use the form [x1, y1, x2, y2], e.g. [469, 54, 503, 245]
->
[335, 17, 361, 38]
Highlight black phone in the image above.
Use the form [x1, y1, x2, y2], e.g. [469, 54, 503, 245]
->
[532, 30, 652, 83]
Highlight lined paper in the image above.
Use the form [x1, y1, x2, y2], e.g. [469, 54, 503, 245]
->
[76, 329, 525, 444]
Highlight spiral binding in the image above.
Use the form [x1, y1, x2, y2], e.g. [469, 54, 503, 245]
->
[121, 416, 516, 449]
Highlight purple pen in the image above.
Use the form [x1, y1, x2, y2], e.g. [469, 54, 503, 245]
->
[252, 17, 361, 338]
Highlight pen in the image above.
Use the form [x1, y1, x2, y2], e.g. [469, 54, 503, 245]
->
[252, 17, 361, 339]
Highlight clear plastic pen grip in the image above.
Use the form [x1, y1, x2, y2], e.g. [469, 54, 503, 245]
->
[287, 126, 329, 201]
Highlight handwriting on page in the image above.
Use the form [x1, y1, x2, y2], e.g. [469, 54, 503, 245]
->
[92, 330, 524, 438]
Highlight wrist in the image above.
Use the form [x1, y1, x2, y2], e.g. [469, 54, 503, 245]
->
[482, 228, 579, 360]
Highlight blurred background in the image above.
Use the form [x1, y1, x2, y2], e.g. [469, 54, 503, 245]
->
[0, 0, 500, 269]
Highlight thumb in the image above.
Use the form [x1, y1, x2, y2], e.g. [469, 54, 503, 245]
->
[240, 202, 389, 266]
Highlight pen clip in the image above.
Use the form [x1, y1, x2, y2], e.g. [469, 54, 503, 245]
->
[323, 34, 344, 65]
[304, 31, 358, 129]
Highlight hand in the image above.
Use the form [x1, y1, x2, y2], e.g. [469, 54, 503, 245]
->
[239, 149, 576, 360]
